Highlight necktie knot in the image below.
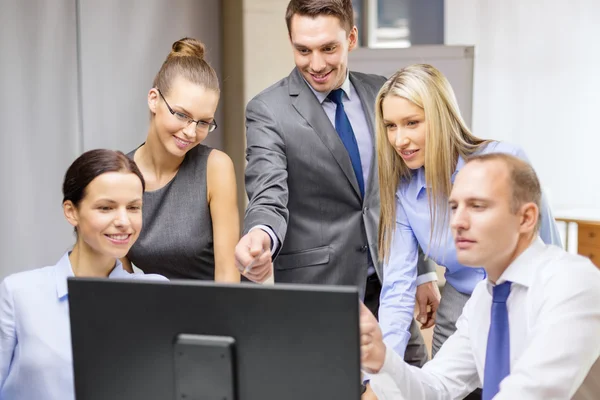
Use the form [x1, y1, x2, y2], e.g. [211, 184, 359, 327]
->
[327, 88, 344, 106]
[493, 281, 512, 303]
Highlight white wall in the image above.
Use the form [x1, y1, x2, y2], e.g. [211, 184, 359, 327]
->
[445, 0, 600, 212]
[0, 1, 222, 279]
[243, 0, 294, 103]
[79, 0, 223, 152]
[0, 0, 80, 278]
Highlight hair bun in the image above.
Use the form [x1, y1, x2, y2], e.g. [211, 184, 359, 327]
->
[169, 37, 205, 60]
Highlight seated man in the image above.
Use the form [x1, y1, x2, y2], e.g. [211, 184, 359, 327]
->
[360, 152, 600, 400]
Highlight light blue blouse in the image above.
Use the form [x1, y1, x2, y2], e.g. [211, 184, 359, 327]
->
[0, 252, 167, 400]
[379, 141, 562, 358]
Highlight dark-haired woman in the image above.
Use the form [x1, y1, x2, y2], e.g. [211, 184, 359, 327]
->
[0, 149, 167, 400]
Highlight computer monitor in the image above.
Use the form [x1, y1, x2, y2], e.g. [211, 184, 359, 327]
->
[67, 279, 362, 400]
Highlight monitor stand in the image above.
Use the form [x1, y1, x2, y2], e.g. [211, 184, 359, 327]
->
[174, 334, 237, 400]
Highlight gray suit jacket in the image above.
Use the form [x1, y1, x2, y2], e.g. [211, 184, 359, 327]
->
[244, 68, 434, 294]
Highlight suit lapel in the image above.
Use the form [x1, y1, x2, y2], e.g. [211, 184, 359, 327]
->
[289, 69, 362, 199]
[350, 72, 379, 198]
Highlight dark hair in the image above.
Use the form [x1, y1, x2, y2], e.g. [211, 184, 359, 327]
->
[153, 37, 219, 95]
[285, 0, 354, 36]
[63, 149, 145, 207]
[466, 152, 542, 232]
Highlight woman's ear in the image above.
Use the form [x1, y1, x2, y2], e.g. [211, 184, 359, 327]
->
[148, 88, 159, 114]
[63, 200, 79, 228]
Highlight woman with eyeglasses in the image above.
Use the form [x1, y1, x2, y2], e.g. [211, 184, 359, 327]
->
[0, 149, 167, 400]
[125, 37, 240, 282]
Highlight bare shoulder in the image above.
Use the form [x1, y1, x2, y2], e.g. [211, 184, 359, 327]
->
[206, 149, 237, 204]
[207, 149, 235, 173]
[207, 149, 236, 198]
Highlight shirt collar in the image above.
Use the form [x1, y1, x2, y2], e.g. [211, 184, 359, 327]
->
[411, 155, 468, 201]
[54, 252, 74, 299]
[412, 168, 427, 200]
[485, 237, 545, 294]
[54, 252, 127, 299]
[304, 70, 351, 104]
[452, 155, 467, 181]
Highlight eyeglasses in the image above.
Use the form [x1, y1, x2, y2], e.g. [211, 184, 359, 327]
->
[157, 89, 218, 133]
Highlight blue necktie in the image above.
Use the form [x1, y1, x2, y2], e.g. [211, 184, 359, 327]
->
[482, 281, 512, 400]
[327, 89, 365, 198]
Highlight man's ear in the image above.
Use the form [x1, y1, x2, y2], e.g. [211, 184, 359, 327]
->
[63, 200, 79, 228]
[148, 88, 159, 114]
[348, 25, 359, 51]
[519, 202, 539, 234]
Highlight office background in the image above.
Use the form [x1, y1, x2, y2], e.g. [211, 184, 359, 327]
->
[1, 0, 599, 279]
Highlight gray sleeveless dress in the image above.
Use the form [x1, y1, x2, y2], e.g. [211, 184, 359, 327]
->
[127, 144, 215, 280]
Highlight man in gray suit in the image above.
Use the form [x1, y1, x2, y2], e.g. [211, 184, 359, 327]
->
[234, 0, 439, 388]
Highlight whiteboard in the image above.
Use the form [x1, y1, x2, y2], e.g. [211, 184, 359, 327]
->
[349, 45, 475, 127]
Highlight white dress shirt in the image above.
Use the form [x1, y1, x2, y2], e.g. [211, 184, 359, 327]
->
[379, 141, 561, 359]
[370, 238, 600, 400]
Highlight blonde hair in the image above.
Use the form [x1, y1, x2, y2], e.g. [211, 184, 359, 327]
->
[153, 37, 219, 95]
[376, 64, 490, 262]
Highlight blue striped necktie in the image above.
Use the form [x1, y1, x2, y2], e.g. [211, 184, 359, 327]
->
[327, 89, 364, 197]
[482, 281, 512, 399]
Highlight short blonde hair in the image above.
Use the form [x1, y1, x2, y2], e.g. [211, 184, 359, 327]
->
[376, 64, 490, 262]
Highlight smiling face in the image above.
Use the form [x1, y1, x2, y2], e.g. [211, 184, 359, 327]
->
[382, 95, 427, 169]
[148, 75, 219, 157]
[289, 14, 357, 93]
[64, 171, 144, 260]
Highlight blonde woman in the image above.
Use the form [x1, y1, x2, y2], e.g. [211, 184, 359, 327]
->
[375, 64, 561, 366]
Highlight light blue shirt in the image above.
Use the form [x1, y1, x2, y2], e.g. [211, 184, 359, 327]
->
[379, 141, 562, 358]
[0, 252, 167, 400]
[308, 73, 376, 275]
[307, 73, 374, 190]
